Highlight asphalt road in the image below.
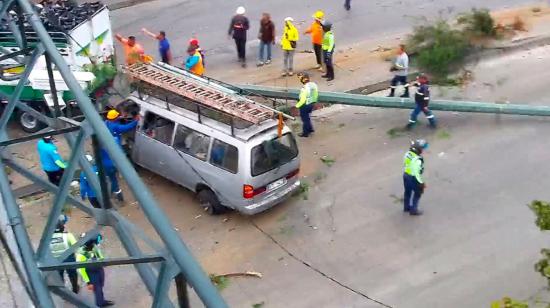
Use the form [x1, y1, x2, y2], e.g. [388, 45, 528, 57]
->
[110, 0, 535, 68]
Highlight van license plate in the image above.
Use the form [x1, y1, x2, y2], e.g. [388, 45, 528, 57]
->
[267, 178, 286, 191]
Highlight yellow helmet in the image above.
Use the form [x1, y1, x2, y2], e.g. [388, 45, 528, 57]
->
[106, 109, 120, 120]
[313, 10, 324, 20]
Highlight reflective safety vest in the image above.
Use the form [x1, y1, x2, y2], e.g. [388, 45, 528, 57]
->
[50, 232, 76, 258]
[295, 82, 319, 108]
[403, 150, 424, 183]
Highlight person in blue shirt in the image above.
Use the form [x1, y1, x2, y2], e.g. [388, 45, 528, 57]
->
[142, 28, 171, 64]
[101, 109, 139, 202]
[407, 74, 437, 129]
[37, 135, 67, 185]
[80, 155, 100, 208]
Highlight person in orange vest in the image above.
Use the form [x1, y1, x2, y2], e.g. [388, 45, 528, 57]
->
[185, 46, 205, 76]
[304, 10, 325, 71]
[114, 34, 144, 65]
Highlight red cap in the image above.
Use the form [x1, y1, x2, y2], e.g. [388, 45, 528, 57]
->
[189, 38, 199, 46]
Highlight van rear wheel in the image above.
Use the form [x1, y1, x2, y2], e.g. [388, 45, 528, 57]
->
[198, 189, 225, 215]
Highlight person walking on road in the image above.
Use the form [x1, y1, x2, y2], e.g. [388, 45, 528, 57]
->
[80, 155, 100, 209]
[257, 13, 275, 66]
[296, 73, 319, 137]
[50, 214, 80, 293]
[141, 28, 171, 64]
[100, 109, 139, 202]
[114, 34, 144, 65]
[407, 74, 437, 129]
[321, 21, 335, 81]
[305, 10, 325, 71]
[77, 234, 114, 307]
[228, 6, 250, 67]
[37, 135, 66, 186]
[403, 139, 429, 216]
[188, 38, 206, 68]
[281, 17, 299, 76]
[388, 44, 410, 97]
[344, 0, 352, 10]
[185, 45, 205, 76]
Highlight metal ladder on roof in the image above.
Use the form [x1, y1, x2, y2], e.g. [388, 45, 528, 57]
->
[123, 63, 275, 124]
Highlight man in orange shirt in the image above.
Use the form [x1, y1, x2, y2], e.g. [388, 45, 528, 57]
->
[115, 34, 144, 65]
[304, 10, 325, 71]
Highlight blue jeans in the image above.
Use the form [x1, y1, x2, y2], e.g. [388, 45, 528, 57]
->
[410, 104, 436, 126]
[258, 41, 272, 62]
[403, 173, 422, 212]
[299, 104, 314, 135]
[88, 267, 107, 306]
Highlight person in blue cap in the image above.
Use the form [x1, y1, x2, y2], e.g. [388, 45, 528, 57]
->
[403, 139, 429, 216]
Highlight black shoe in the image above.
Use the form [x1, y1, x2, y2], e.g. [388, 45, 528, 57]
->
[409, 210, 423, 216]
[114, 191, 124, 202]
[72, 285, 80, 294]
[326, 77, 334, 81]
[99, 300, 115, 307]
[321, 74, 329, 78]
[403, 208, 410, 212]
[406, 123, 414, 130]
[298, 133, 310, 138]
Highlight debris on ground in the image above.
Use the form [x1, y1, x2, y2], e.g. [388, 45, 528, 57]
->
[313, 171, 327, 184]
[294, 181, 310, 200]
[389, 194, 404, 204]
[437, 129, 452, 139]
[194, 214, 202, 219]
[387, 127, 407, 139]
[320, 155, 336, 167]
[252, 301, 265, 308]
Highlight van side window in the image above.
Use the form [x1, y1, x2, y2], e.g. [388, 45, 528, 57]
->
[210, 139, 238, 174]
[142, 112, 175, 145]
[173, 125, 210, 161]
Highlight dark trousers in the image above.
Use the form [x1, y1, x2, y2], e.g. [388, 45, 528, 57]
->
[234, 38, 247, 61]
[324, 51, 334, 79]
[410, 104, 436, 126]
[390, 75, 409, 96]
[299, 104, 314, 136]
[58, 254, 79, 293]
[88, 267, 106, 306]
[89, 197, 101, 208]
[313, 44, 323, 65]
[45, 169, 64, 186]
[403, 173, 422, 212]
[344, 0, 351, 9]
[105, 166, 120, 194]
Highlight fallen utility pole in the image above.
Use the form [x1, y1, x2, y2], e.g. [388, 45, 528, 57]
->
[236, 85, 550, 117]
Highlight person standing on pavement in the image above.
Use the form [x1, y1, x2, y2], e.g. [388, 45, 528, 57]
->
[188, 38, 206, 68]
[100, 109, 139, 202]
[388, 44, 410, 97]
[281, 17, 299, 76]
[37, 136, 66, 186]
[185, 45, 205, 76]
[228, 6, 250, 67]
[80, 155, 100, 209]
[304, 10, 325, 71]
[295, 73, 319, 137]
[407, 74, 437, 129]
[141, 28, 171, 64]
[50, 214, 80, 294]
[403, 139, 429, 216]
[77, 235, 114, 307]
[257, 13, 275, 66]
[114, 34, 144, 65]
[344, 0, 352, 10]
[321, 21, 335, 81]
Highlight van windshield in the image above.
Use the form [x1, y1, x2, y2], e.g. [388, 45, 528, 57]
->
[251, 133, 298, 176]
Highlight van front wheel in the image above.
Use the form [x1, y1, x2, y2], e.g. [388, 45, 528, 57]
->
[198, 189, 225, 215]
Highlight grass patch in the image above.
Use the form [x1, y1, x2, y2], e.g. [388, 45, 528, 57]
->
[437, 129, 451, 139]
[457, 8, 496, 37]
[279, 225, 295, 235]
[320, 155, 336, 167]
[313, 171, 327, 184]
[252, 302, 265, 308]
[293, 181, 310, 200]
[389, 194, 404, 204]
[209, 274, 230, 291]
[338, 123, 346, 128]
[387, 127, 407, 139]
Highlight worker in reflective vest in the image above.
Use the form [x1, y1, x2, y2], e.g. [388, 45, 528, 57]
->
[77, 235, 114, 307]
[295, 73, 319, 137]
[321, 21, 335, 81]
[37, 136, 66, 186]
[403, 139, 429, 216]
[185, 46, 205, 76]
[49, 214, 79, 293]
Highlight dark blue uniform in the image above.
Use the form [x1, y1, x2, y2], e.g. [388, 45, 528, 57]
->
[408, 82, 436, 128]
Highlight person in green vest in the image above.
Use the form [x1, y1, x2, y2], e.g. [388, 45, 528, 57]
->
[49, 214, 80, 293]
[77, 234, 114, 307]
[321, 21, 335, 81]
[403, 139, 429, 216]
[295, 73, 319, 137]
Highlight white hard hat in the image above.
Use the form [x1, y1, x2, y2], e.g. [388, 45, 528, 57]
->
[284, 17, 294, 22]
[236, 6, 245, 14]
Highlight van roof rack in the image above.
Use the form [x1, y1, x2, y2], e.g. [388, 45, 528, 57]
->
[123, 63, 276, 124]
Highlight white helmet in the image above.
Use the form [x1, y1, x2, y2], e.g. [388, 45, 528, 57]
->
[236, 6, 245, 15]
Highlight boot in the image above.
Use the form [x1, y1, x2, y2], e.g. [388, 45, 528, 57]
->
[409, 209, 423, 216]
[387, 88, 395, 97]
[406, 122, 415, 130]
[114, 191, 124, 202]
[400, 87, 409, 98]
[428, 118, 437, 128]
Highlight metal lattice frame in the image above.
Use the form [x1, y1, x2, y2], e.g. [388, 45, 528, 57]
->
[0, 1, 227, 307]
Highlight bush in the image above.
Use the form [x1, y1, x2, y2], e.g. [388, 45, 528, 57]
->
[84, 62, 117, 92]
[407, 20, 470, 78]
[457, 8, 496, 37]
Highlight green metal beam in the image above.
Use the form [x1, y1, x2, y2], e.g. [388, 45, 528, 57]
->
[237, 85, 550, 117]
